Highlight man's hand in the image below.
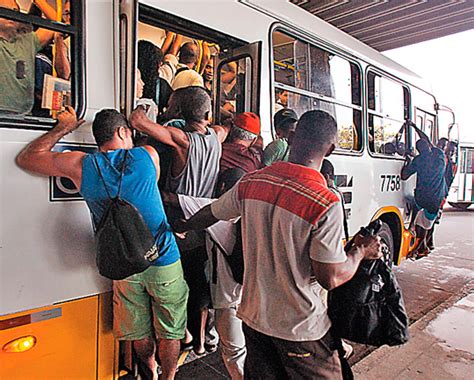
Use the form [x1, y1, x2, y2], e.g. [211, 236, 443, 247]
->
[173, 218, 189, 234]
[129, 106, 151, 133]
[353, 235, 383, 260]
[57, 106, 85, 134]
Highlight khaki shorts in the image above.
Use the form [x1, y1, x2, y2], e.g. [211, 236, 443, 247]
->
[113, 260, 189, 341]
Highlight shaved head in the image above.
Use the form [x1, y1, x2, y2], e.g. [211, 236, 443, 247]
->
[290, 110, 337, 164]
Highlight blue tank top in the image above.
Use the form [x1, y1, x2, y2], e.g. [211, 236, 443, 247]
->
[80, 147, 180, 266]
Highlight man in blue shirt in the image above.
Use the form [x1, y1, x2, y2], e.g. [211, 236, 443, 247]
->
[402, 130, 448, 258]
[16, 107, 188, 380]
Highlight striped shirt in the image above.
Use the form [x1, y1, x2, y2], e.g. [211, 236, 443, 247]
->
[211, 162, 346, 341]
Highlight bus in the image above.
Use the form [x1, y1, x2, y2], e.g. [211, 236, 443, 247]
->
[447, 143, 474, 209]
[0, 0, 456, 378]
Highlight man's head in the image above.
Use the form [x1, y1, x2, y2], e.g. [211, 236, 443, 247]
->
[179, 42, 199, 68]
[276, 89, 288, 107]
[203, 58, 214, 83]
[137, 40, 163, 99]
[221, 62, 237, 84]
[171, 69, 204, 91]
[230, 112, 260, 144]
[290, 110, 337, 164]
[92, 109, 133, 149]
[416, 138, 430, 154]
[216, 168, 246, 197]
[320, 159, 335, 185]
[274, 108, 298, 139]
[437, 137, 449, 151]
[179, 86, 211, 124]
[0, 1, 22, 36]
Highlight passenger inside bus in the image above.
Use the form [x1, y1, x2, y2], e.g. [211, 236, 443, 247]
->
[0, 0, 71, 117]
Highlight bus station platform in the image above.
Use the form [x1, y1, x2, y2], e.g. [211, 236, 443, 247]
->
[177, 282, 474, 379]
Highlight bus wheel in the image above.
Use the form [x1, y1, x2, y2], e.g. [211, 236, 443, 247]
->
[377, 221, 394, 268]
[448, 202, 472, 210]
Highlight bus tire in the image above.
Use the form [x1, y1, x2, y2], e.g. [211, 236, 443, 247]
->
[448, 202, 472, 210]
[377, 221, 394, 268]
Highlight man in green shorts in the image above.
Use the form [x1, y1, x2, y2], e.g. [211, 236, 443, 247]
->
[16, 107, 188, 380]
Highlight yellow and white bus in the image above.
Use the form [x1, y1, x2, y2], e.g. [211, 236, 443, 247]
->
[0, 1, 456, 378]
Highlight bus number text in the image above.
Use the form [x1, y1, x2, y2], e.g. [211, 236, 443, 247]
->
[380, 174, 401, 192]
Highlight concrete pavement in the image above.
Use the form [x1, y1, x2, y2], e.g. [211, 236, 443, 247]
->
[353, 283, 474, 379]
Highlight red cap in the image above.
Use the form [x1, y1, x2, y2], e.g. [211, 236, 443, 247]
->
[234, 112, 261, 135]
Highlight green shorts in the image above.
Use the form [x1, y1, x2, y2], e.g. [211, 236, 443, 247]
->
[113, 260, 189, 341]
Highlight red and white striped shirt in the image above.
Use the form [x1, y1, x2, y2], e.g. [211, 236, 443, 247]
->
[211, 162, 347, 341]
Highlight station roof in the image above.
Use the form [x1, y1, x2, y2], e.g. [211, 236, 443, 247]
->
[291, 0, 474, 51]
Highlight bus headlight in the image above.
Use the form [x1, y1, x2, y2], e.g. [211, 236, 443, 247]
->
[2, 335, 37, 353]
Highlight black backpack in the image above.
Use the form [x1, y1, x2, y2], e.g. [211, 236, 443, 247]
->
[92, 151, 159, 280]
[328, 221, 410, 347]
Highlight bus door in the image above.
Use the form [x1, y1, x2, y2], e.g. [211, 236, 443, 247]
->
[213, 42, 262, 124]
[457, 146, 474, 204]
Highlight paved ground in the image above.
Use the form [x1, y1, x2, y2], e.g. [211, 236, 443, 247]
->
[177, 206, 474, 379]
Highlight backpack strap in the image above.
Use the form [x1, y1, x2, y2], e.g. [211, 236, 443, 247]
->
[92, 150, 129, 200]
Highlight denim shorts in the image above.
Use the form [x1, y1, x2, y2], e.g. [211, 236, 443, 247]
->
[113, 260, 189, 340]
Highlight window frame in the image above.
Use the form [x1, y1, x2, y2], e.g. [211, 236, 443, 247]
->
[365, 66, 411, 161]
[269, 24, 364, 156]
[0, 1, 85, 130]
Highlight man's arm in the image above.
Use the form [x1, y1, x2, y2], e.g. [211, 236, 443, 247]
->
[312, 234, 382, 290]
[35, 28, 55, 48]
[53, 33, 70, 80]
[130, 107, 189, 149]
[16, 107, 85, 189]
[211, 124, 230, 143]
[33, 0, 59, 21]
[174, 204, 219, 233]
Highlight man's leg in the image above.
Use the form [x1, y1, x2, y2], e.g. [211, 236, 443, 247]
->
[113, 275, 157, 378]
[158, 339, 181, 380]
[147, 261, 189, 380]
[215, 307, 246, 379]
[242, 323, 285, 379]
[134, 337, 158, 380]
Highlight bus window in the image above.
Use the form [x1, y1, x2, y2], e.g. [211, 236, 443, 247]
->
[216, 56, 252, 124]
[0, 1, 81, 125]
[272, 29, 362, 153]
[367, 72, 407, 157]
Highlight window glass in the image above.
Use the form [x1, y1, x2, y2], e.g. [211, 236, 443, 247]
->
[272, 29, 362, 152]
[276, 88, 362, 152]
[309, 46, 361, 106]
[465, 149, 474, 174]
[217, 56, 252, 124]
[368, 72, 407, 157]
[0, 1, 75, 120]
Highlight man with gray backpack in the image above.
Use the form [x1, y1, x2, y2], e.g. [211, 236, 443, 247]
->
[16, 107, 188, 380]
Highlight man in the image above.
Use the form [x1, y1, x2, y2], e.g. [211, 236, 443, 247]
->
[401, 130, 448, 258]
[16, 107, 188, 380]
[202, 57, 213, 95]
[130, 85, 227, 197]
[162, 168, 247, 379]
[176, 110, 382, 378]
[171, 42, 203, 90]
[220, 112, 263, 174]
[263, 108, 298, 166]
[0, 0, 55, 114]
[131, 86, 228, 355]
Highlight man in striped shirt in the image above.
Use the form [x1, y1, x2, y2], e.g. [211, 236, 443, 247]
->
[177, 110, 382, 379]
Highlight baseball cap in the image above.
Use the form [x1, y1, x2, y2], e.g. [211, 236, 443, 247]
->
[234, 112, 261, 135]
[274, 108, 298, 129]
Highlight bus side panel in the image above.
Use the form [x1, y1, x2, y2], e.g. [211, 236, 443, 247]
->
[0, 297, 100, 379]
[0, 129, 110, 316]
[98, 292, 118, 380]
